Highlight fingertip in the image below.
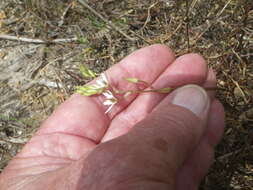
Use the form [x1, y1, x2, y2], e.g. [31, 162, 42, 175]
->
[120, 44, 175, 67]
[177, 53, 207, 71]
[165, 53, 208, 86]
[149, 44, 175, 59]
[146, 44, 176, 66]
[206, 99, 225, 147]
[204, 68, 217, 100]
[207, 68, 216, 82]
[206, 68, 217, 86]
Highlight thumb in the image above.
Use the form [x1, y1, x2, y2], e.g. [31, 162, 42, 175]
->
[75, 85, 211, 189]
[129, 84, 210, 170]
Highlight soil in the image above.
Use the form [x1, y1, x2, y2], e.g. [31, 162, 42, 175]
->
[0, 0, 252, 189]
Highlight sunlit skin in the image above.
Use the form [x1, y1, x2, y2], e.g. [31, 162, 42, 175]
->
[0, 45, 225, 190]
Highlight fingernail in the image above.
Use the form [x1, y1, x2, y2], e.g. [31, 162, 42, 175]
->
[171, 85, 209, 117]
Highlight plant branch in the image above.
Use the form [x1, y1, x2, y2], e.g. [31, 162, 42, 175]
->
[114, 86, 217, 95]
[0, 34, 78, 44]
[58, 2, 73, 27]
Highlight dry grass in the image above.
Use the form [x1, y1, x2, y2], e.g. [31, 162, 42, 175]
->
[0, 0, 252, 189]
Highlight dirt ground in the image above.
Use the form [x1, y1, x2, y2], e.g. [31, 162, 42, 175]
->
[0, 0, 252, 189]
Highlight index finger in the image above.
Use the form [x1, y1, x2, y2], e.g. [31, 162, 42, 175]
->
[37, 44, 175, 143]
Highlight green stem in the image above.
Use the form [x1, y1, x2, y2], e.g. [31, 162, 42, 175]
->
[114, 86, 217, 95]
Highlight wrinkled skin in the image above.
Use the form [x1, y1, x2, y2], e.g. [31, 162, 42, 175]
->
[0, 45, 225, 190]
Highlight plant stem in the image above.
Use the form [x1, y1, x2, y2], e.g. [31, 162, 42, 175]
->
[114, 86, 217, 95]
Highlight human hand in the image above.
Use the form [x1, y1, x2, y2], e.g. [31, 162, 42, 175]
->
[0, 45, 225, 190]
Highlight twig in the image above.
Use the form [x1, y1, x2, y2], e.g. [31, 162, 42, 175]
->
[237, 0, 250, 51]
[1, 137, 28, 144]
[232, 48, 247, 77]
[58, 2, 72, 27]
[185, 0, 190, 52]
[216, 145, 253, 162]
[31, 45, 48, 79]
[129, 30, 150, 44]
[222, 70, 249, 103]
[162, 22, 183, 43]
[0, 34, 78, 44]
[191, 0, 233, 46]
[52, 68, 70, 96]
[218, 0, 234, 18]
[77, 0, 135, 42]
[190, 0, 198, 11]
[141, 2, 159, 30]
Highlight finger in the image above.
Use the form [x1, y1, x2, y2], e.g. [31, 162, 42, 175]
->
[203, 68, 216, 100]
[102, 54, 209, 142]
[76, 85, 211, 189]
[37, 44, 175, 143]
[16, 133, 95, 160]
[126, 85, 211, 171]
[176, 100, 225, 190]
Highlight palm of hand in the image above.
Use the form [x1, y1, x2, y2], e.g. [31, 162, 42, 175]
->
[0, 45, 224, 190]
